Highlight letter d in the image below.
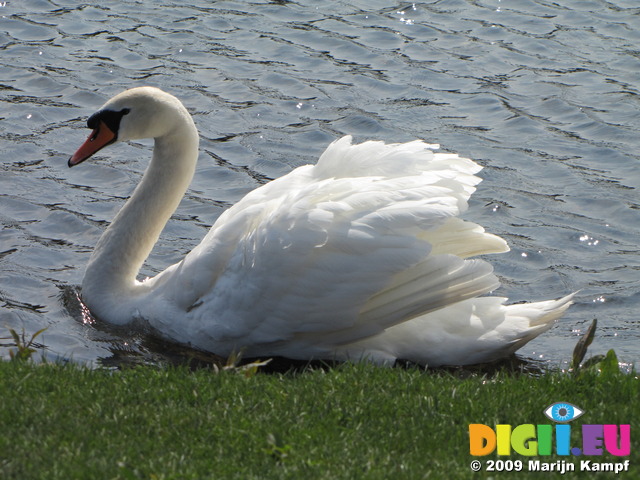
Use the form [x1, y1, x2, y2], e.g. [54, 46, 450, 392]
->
[469, 424, 496, 456]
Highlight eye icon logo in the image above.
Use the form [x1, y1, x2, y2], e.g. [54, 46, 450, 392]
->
[544, 402, 584, 423]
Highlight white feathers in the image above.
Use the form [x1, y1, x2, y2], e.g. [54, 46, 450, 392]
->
[337, 293, 576, 366]
[76, 88, 574, 367]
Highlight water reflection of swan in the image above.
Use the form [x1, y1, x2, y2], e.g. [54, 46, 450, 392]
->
[68, 87, 573, 366]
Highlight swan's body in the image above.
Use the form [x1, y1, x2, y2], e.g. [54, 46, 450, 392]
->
[69, 87, 573, 366]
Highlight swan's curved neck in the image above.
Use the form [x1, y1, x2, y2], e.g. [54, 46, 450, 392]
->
[82, 119, 199, 310]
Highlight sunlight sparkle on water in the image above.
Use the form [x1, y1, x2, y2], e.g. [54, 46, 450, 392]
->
[579, 234, 599, 246]
[397, 3, 417, 25]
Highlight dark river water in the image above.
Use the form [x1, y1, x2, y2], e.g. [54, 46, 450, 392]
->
[1, 0, 638, 369]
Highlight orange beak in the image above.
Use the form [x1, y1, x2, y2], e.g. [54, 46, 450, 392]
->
[68, 120, 117, 167]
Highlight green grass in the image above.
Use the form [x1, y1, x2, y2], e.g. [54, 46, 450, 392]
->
[0, 361, 637, 479]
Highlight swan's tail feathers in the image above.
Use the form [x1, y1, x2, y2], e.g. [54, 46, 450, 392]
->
[506, 292, 576, 339]
[467, 292, 575, 364]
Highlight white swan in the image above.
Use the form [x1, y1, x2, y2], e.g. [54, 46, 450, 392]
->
[68, 86, 573, 367]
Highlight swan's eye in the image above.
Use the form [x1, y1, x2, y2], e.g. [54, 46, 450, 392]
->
[86, 108, 131, 137]
[543, 402, 584, 423]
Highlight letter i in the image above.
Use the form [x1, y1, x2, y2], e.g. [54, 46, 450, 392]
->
[555, 424, 571, 456]
[537, 424, 552, 455]
[496, 425, 511, 455]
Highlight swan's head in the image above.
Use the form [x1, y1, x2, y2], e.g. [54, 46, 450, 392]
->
[68, 86, 192, 167]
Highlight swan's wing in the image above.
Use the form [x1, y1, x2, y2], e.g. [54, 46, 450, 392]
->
[148, 137, 507, 355]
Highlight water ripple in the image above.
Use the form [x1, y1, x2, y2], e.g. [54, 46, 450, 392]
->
[1, 0, 638, 367]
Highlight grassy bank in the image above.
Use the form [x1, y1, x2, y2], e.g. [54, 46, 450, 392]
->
[0, 360, 637, 479]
